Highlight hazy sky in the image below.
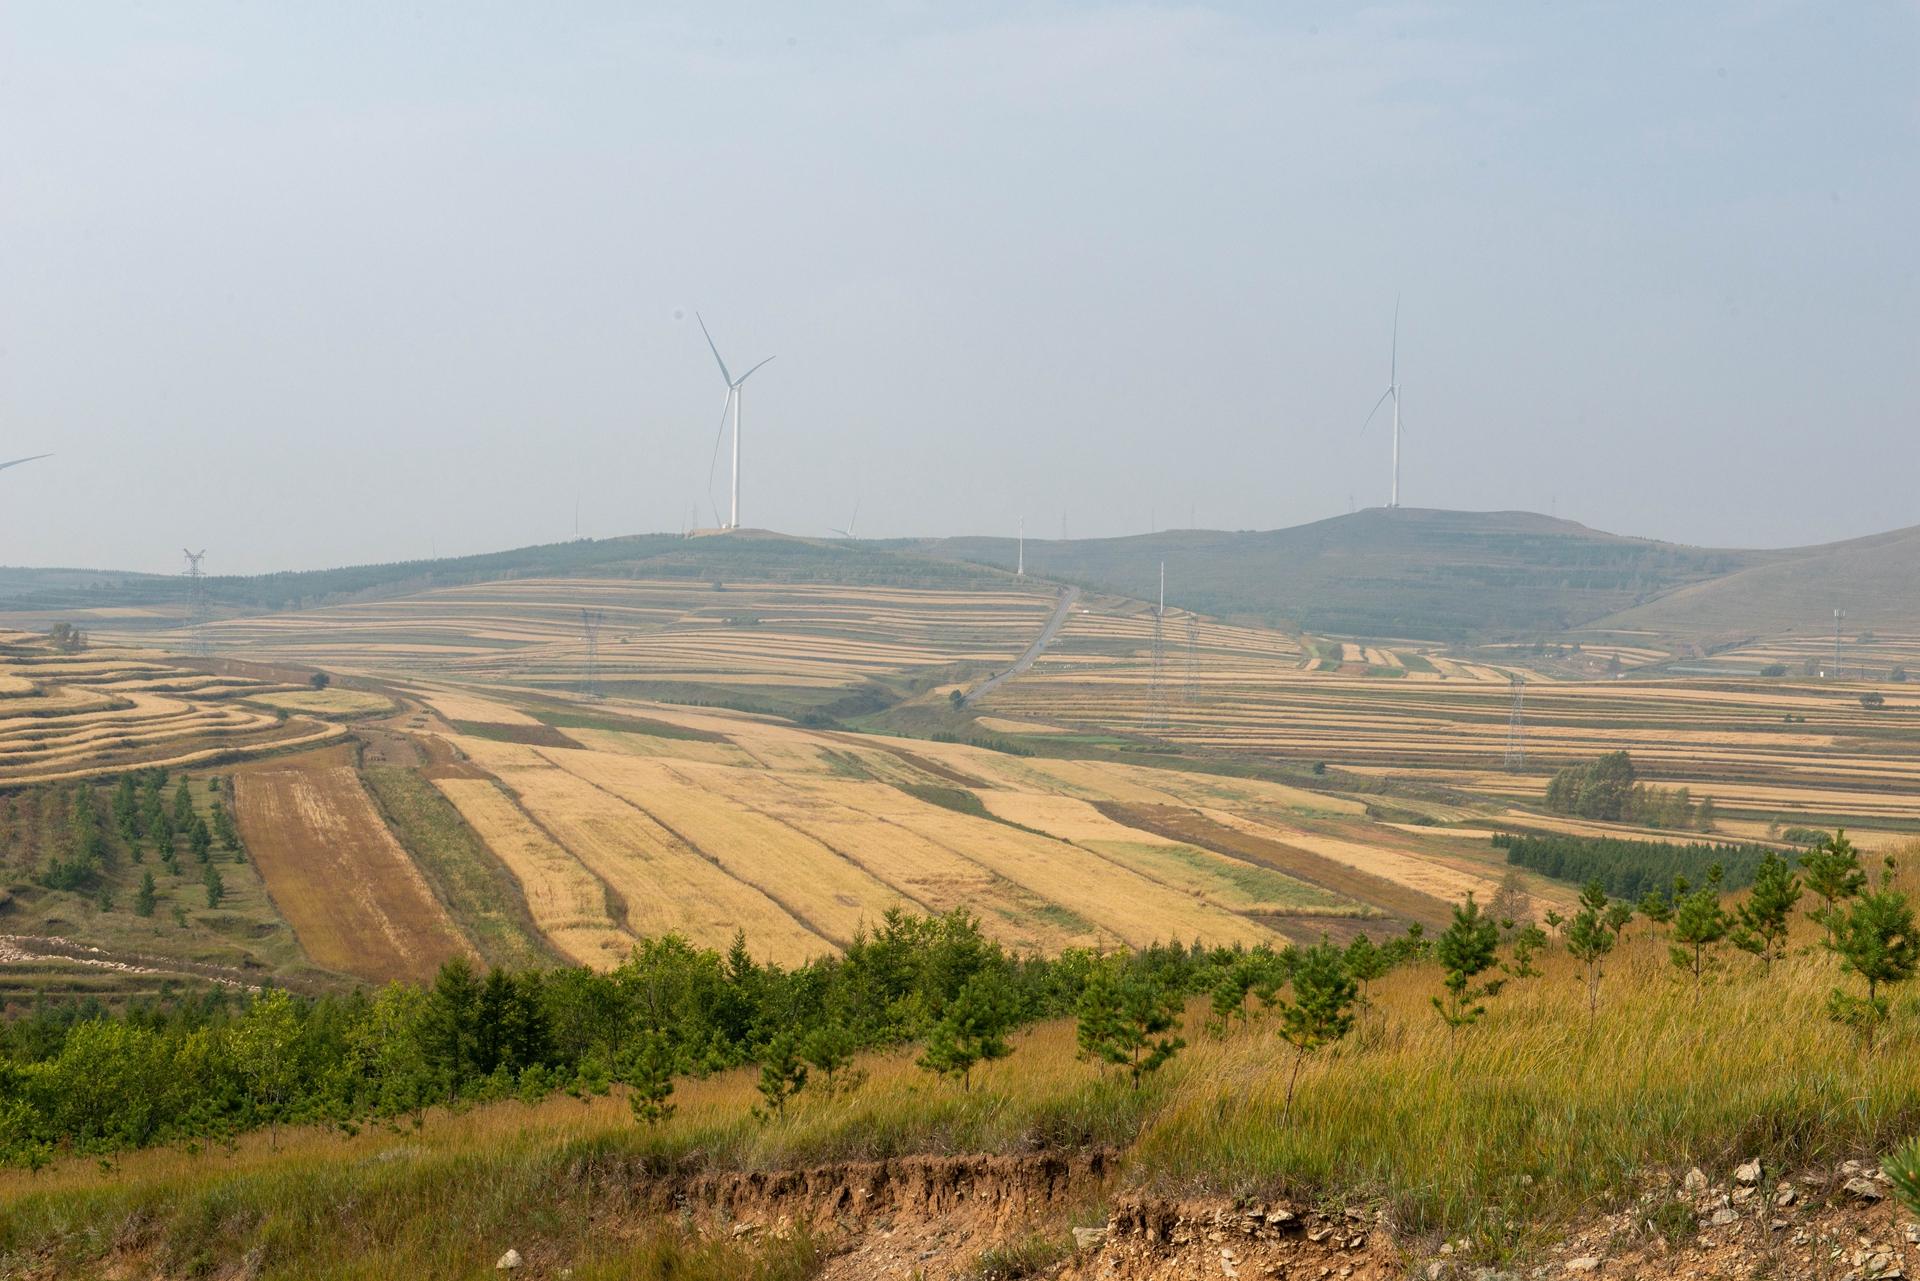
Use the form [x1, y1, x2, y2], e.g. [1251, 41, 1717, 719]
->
[1, 3, 1914, 574]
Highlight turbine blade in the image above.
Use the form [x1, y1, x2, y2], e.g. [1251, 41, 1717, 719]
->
[1390, 295, 1399, 385]
[695, 312, 733, 385]
[734, 355, 776, 385]
[0, 453, 52, 472]
[1360, 387, 1393, 432]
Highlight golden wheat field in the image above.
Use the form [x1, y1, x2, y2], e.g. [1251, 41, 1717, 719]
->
[6, 569, 1910, 985]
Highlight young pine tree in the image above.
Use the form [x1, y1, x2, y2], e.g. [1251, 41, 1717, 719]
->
[755, 1031, 808, 1119]
[1077, 964, 1185, 1087]
[627, 1031, 677, 1126]
[1507, 923, 1548, 979]
[1431, 894, 1503, 1034]
[1731, 851, 1803, 972]
[1564, 884, 1616, 1015]
[916, 969, 1015, 1090]
[1277, 941, 1358, 1120]
[1637, 889, 1673, 940]
[133, 870, 157, 918]
[800, 1023, 859, 1096]
[1343, 934, 1390, 1005]
[1825, 859, 1918, 1046]
[204, 864, 225, 909]
[1670, 866, 1731, 988]
[1801, 831, 1868, 948]
[172, 777, 195, 828]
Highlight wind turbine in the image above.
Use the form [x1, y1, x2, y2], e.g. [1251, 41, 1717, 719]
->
[697, 314, 774, 530]
[1360, 298, 1404, 508]
[1, 453, 52, 474]
[831, 495, 861, 540]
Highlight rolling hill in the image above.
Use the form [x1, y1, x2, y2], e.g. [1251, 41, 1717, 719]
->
[891, 509, 1766, 640]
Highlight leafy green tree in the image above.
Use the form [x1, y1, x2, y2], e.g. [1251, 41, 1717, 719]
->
[1825, 861, 1917, 1045]
[1694, 796, 1717, 832]
[1670, 867, 1731, 987]
[1564, 886, 1616, 1014]
[1431, 894, 1503, 1033]
[133, 871, 157, 918]
[1731, 852, 1803, 972]
[1076, 964, 1185, 1087]
[917, 969, 1015, 1090]
[755, 1030, 808, 1118]
[230, 989, 301, 1147]
[1576, 751, 1637, 821]
[627, 1031, 676, 1126]
[1801, 831, 1868, 948]
[1277, 941, 1358, 1119]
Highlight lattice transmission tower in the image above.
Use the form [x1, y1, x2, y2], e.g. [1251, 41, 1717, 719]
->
[580, 609, 605, 700]
[1503, 675, 1526, 771]
[181, 549, 210, 656]
[1184, 611, 1199, 705]
[1148, 562, 1166, 731]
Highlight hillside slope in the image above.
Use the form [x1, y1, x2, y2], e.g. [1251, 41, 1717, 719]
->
[891, 509, 1762, 640]
[1592, 522, 1920, 641]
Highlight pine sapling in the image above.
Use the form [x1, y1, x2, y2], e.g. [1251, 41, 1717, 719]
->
[1800, 830, 1867, 949]
[1564, 887, 1616, 1015]
[1670, 866, 1731, 989]
[1276, 941, 1357, 1120]
[1825, 858, 1917, 1046]
[627, 1032, 676, 1126]
[1431, 894, 1504, 1035]
[755, 1030, 808, 1119]
[1731, 851, 1803, 972]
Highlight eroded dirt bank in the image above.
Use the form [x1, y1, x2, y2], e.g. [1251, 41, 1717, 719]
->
[656, 1151, 1919, 1281]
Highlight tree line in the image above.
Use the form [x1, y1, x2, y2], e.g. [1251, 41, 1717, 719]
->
[0, 909, 1424, 1168]
[1542, 751, 1716, 831]
[2, 834, 1911, 1171]
[1494, 831, 1775, 900]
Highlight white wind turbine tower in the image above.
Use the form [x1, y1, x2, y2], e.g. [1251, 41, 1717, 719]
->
[1360, 298, 1405, 508]
[697, 314, 775, 530]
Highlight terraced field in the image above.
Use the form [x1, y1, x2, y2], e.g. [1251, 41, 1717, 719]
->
[0, 631, 344, 784]
[983, 652, 1920, 827]
[188, 578, 1060, 709]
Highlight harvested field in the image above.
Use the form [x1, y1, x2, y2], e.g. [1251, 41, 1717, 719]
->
[433, 777, 632, 967]
[233, 759, 473, 984]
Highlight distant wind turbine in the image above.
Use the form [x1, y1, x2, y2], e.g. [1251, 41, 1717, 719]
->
[831, 495, 861, 540]
[697, 314, 774, 530]
[0, 453, 52, 474]
[1360, 298, 1404, 508]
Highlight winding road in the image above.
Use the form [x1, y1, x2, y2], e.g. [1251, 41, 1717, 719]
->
[964, 586, 1079, 704]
